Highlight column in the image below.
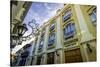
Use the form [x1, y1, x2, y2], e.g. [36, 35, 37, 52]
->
[33, 33, 41, 65]
[56, 16, 63, 49]
[74, 5, 93, 61]
[55, 16, 64, 63]
[74, 5, 94, 43]
[42, 26, 49, 64]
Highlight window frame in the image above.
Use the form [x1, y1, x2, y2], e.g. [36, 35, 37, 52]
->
[62, 9, 72, 22]
[89, 8, 96, 25]
[63, 22, 75, 39]
[48, 32, 55, 46]
[38, 32, 45, 51]
[50, 23, 55, 31]
[38, 39, 44, 51]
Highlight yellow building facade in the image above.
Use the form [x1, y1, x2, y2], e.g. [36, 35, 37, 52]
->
[15, 4, 96, 66]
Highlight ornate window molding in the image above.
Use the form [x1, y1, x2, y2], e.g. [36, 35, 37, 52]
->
[63, 22, 75, 39]
[62, 9, 72, 22]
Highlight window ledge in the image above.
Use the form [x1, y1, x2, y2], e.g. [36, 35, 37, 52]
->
[47, 44, 55, 49]
[64, 35, 78, 45]
[64, 32, 74, 39]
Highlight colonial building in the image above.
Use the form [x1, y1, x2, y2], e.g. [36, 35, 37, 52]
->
[11, 4, 96, 66]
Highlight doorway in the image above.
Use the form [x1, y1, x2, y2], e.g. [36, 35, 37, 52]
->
[65, 48, 82, 63]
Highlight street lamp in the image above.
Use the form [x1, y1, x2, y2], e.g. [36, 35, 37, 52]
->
[11, 19, 39, 48]
[17, 24, 28, 37]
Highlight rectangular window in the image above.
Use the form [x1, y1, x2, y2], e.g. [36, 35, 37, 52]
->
[26, 45, 33, 56]
[64, 23, 75, 39]
[38, 32, 45, 51]
[48, 32, 55, 46]
[50, 23, 55, 31]
[63, 9, 72, 22]
[89, 8, 96, 25]
[38, 39, 44, 52]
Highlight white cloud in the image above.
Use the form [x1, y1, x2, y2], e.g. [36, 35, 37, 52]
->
[44, 3, 53, 11]
[23, 3, 64, 26]
[12, 3, 64, 54]
[44, 4, 64, 21]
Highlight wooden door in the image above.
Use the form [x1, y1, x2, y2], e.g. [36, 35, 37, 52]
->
[65, 48, 82, 63]
[47, 52, 54, 64]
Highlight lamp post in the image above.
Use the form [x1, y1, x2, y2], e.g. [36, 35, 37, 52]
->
[11, 19, 39, 48]
[17, 24, 28, 37]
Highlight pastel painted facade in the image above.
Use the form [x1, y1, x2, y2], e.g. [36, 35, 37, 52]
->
[12, 4, 96, 66]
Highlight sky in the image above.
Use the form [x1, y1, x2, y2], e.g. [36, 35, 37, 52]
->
[12, 2, 64, 53]
[23, 2, 64, 36]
